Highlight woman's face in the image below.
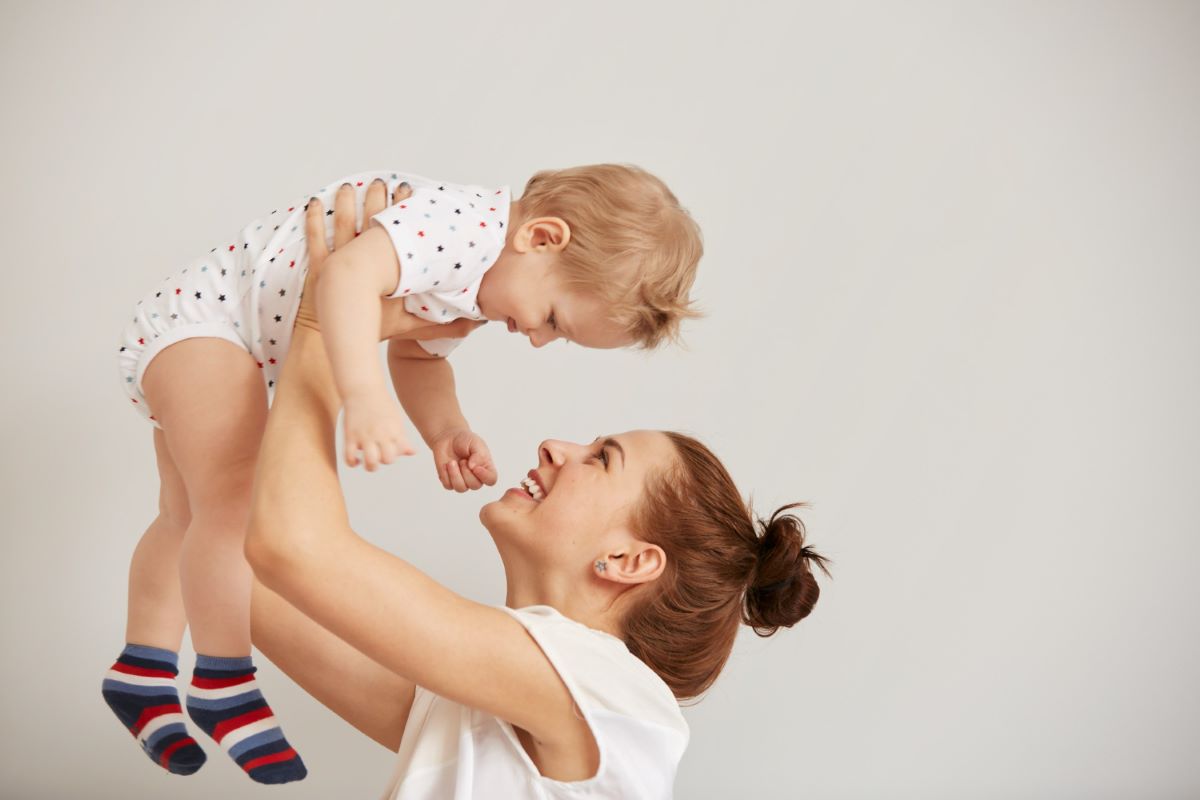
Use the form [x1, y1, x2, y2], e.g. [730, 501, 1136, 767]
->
[480, 430, 679, 569]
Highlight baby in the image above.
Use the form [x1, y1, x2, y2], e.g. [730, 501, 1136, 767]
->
[102, 165, 703, 782]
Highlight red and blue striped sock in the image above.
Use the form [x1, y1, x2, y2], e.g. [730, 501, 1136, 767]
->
[185, 654, 307, 784]
[101, 644, 207, 775]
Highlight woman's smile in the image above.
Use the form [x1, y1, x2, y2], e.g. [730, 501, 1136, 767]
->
[504, 486, 538, 502]
[509, 470, 547, 502]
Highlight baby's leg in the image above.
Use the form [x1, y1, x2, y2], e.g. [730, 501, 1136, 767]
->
[143, 339, 265, 658]
[142, 337, 305, 784]
[126, 428, 190, 650]
[101, 427, 208, 775]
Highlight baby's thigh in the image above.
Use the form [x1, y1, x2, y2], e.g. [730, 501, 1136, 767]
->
[142, 338, 268, 512]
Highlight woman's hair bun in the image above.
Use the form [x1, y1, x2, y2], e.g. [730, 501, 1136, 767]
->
[743, 502, 831, 636]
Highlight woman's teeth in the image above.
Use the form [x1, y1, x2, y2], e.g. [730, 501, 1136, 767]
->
[519, 477, 544, 500]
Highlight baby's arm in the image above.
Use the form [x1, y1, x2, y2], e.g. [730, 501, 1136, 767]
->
[317, 185, 413, 469]
[387, 340, 497, 492]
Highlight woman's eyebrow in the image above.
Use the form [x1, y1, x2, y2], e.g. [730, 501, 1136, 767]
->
[602, 437, 626, 468]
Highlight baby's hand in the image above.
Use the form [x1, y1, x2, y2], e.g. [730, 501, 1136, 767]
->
[343, 392, 416, 470]
[430, 428, 498, 492]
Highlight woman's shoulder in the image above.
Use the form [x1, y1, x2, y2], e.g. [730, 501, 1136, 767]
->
[500, 605, 689, 741]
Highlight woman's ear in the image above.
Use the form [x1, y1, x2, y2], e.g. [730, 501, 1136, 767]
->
[514, 216, 571, 254]
[597, 540, 666, 586]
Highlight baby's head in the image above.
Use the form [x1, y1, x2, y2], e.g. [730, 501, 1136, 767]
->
[476, 164, 702, 350]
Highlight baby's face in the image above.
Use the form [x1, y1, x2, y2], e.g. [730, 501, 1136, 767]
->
[477, 252, 632, 350]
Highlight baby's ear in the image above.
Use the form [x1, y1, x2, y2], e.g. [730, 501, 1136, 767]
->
[524, 216, 571, 252]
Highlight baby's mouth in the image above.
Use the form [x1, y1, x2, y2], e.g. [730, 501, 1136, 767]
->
[507, 317, 518, 333]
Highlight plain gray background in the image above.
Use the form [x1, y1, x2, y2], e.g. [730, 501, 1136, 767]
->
[2, 1, 1197, 798]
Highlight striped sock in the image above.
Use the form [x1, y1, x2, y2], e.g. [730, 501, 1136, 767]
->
[101, 644, 207, 775]
[185, 654, 307, 784]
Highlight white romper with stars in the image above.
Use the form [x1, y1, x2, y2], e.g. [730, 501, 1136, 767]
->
[116, 170, 510, 426]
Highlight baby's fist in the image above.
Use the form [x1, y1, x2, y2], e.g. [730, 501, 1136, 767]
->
[430, 428, 498, 492]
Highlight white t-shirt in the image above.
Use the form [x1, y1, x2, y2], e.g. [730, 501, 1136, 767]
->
[369, 176, 511, 358]
[380, 605, 689, 799]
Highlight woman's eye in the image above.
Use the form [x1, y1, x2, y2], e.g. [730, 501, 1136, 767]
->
[592, 448, 608, 467]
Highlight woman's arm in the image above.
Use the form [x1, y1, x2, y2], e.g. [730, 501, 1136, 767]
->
[245, 198, 590, 761]
[245, 182, 422, 751]
[249, 576, 414, 750]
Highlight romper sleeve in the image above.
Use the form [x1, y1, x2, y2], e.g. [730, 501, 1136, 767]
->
[410, 335, 465, 359]
[369, 183, 510, 357]
[369, 184, 509, 304]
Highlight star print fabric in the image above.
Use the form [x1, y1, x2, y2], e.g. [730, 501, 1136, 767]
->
[116, 170, 510, 427]
[370, 180, 510, 358]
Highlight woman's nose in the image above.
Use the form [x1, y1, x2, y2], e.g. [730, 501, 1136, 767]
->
[539, 439, 592, 467]
[542, 441, 588, 465]
[538, 440, 565, 466]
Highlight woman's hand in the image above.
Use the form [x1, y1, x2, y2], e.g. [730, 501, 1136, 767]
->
[296, 180, 484, 343]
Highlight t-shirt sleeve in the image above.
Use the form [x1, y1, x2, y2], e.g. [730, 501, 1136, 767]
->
[369, 185, 506, 300]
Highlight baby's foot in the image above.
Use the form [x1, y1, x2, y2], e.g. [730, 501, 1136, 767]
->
[186, 655, 307, 784]
[101, 644, 207, 775]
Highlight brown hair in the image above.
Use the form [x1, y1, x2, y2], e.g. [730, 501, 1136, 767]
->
[620, 432, 831, 700]
[517, 164, 703, 349]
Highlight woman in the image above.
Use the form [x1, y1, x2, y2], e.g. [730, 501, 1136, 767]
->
[245, 180, 829, 798]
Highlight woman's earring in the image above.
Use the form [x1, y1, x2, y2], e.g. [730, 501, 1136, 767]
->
[594, 559, 608, 574]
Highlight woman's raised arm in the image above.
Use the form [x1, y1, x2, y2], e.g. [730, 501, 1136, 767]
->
[246, 181, 424, 750]
[243, 184, 595, 777]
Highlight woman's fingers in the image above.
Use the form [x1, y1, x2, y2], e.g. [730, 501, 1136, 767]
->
[376, 304, 486, 343]
[431, 318, 487, 340]
[333, 183, 357, 249]
[305, 198, 329, 270]
[392, 181, 412, 205]
[390, 316, 485, 342]
[364, 178, 388, 221]
[298, 197, 329, 328]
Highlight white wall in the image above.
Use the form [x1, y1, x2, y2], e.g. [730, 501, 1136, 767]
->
[1, 1, 1196, 797]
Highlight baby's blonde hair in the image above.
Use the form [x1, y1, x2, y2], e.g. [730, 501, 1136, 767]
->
[518, 164, 703, 349]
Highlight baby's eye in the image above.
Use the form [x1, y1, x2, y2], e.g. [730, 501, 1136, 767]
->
[548, 312, 557, 331]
